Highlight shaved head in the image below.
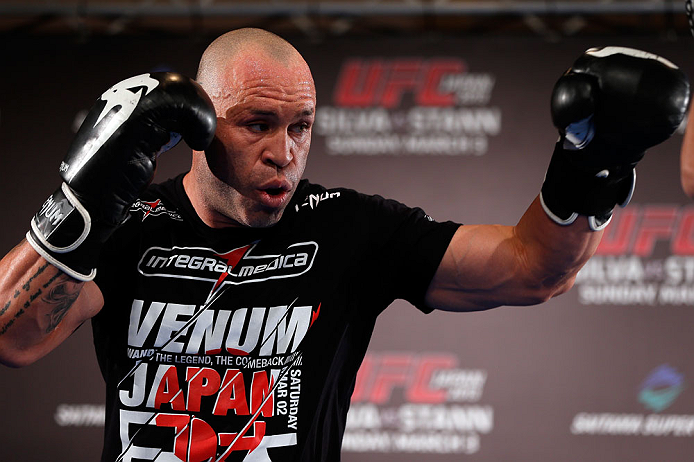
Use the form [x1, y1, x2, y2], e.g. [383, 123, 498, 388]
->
[185, 28, 316, 228]
[196, 28, 314, 107]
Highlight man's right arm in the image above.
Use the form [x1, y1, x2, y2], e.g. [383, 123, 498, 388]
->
[0, 72, 216, 368]
[0, 240, 103, 367]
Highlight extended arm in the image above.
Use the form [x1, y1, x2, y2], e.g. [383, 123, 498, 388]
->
[427, 47, 689, 312]
[426, 197, 600, 311]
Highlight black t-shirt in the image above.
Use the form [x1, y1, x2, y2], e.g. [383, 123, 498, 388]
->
[92, 173, 460, 462]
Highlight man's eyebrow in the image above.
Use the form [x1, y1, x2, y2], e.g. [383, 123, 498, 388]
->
[226, 106, 315, 119]
[248, 109, 278, 117]
[249, 108, 315, 118]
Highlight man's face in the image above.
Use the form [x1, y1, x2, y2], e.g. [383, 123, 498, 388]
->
[201, 53, 316, 228]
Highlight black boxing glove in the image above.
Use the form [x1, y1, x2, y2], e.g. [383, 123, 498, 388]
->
[541, 47, 690, 230]
[27, 72, 216, 280]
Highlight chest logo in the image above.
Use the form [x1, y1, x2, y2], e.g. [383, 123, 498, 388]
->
[131, 198, 183, 221]
[137, 241, 318, 291]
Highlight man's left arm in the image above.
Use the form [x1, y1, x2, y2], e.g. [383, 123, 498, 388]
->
[425, 197, 599, 312]
[426, 47, 690, 312]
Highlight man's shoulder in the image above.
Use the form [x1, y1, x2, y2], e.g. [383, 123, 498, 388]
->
[291, 179, 365, 214]
[128, 173, 186, 223]
[143, 174, 183, 199]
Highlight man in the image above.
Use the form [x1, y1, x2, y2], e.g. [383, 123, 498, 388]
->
[0, 29, 688, 461]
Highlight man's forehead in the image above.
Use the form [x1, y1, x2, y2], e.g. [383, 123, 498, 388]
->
[226, 95, 315, 120]
[206, 49, 315, 115]
[228, 51, 313, 88]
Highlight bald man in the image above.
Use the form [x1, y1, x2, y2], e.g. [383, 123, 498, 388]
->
[0, 29, 689, 461]
[188, 29, 315, 228]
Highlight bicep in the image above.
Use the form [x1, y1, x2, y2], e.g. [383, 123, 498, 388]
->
[424, 224, 538, 312]
[424, 196, 599, 312]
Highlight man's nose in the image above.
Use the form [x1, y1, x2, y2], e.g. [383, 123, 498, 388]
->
[262, 131, 293, 168]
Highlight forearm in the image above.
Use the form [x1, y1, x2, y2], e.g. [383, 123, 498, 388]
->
[426, 197, 601, 312]
[0, 240, 96, 367]
[515, 196, 602, 297]
[428, 47, 686, 313]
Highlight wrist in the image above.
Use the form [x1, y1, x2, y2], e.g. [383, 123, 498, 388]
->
[540, 141, 636, 231]
[27, 183, 119, 281]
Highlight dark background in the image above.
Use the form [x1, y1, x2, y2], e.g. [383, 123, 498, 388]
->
[1, 2, 693, 460]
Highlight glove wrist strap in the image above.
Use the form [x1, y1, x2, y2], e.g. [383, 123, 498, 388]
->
[540, 141, 636, 232]
[27, 183, 114, 281]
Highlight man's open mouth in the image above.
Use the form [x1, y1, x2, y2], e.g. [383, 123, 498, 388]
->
[264, 187, 284, 196]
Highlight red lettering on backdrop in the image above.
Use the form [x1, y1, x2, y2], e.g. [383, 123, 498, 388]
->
[351, 354, 373, 402]
[407, 354, 456, 403]
[189, 417, 218, 461]
[333, 58, 465, 108]
[673, 208, 694, 254]
[380, 59, 422, 108]
[632, 206, 678, 256]
[333, 59, 385, 107]
[596, 208, 639, 255]
[417, 59, 465, 106]
[353, 353, 456, 404]
[596, 206, 694, 256]
[369, 354, 413, 404]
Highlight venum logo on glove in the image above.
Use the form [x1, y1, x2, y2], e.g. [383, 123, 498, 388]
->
[30, 184, 87, 252]
[37, 193, 70, 229]
[64, 74, 160, 181]
[27, 72, 216, 282]
[585, 46, 678, 69]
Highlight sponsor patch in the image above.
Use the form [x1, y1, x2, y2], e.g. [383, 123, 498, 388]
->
[137, 241, 318, 288]
[131, 198, 182, 221]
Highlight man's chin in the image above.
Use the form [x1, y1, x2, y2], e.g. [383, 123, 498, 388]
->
[243, 208, 285, 228]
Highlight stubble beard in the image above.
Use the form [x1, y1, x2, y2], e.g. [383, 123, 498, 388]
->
[207, 176, 289, 228]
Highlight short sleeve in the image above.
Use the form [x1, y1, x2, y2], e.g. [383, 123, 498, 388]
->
[352, 193, 460, 313]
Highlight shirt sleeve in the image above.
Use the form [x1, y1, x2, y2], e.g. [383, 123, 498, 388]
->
[352, 192, 461, 314]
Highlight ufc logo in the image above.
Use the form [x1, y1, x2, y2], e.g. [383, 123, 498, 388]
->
[333, 58, 466, 108]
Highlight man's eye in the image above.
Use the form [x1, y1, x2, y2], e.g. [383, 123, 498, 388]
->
[292, 123, 311, 133]
[248, 123, 269, 132]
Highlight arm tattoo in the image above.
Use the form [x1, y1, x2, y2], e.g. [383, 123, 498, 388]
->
[42, 273, 82, 334]
[0, 266, 82, 336]
[0, 262, 52, 335]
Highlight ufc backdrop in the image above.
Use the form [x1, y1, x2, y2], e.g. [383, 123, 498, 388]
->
[1, 33, 693, 461]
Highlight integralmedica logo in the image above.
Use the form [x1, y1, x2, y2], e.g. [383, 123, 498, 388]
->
[638, 364, 685, 413]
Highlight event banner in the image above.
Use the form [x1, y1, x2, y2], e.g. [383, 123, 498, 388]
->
[0, 33, 692, 461]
